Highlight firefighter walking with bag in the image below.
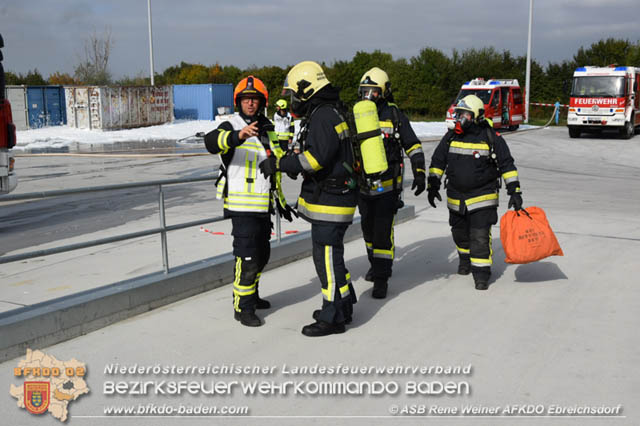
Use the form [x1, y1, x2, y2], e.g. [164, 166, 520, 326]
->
[203, 75, 295, 327]
[427, 95, 523, 290]
[259, 61, 358, 336]
[356, 67, 426, 299]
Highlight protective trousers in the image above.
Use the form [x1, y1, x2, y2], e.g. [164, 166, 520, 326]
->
[358, 191, 397, 281]
[449, 208, 497, 282]
[231, 216, 271, 312]
[311, 223, 357, 324]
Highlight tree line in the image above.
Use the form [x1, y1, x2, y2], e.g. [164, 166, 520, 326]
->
[6, 38, 640, 119]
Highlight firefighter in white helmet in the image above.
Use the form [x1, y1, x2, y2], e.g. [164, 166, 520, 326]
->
[260, 61, 357, 337]
[273, 99, 295, 152]
[357, 67, 426, 299]
[428, 94, 523, 290]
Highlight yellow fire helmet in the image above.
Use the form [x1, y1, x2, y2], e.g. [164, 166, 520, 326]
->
[276, 99, 287, 109]
[283, 61, 330, 101]
[455, 94, 485, 122]
[359, 67, 391, 99]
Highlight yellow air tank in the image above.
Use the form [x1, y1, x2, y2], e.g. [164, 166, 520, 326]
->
[353, 100, 388, 176]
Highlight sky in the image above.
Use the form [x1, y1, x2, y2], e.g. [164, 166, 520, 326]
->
[2, 0, 640, 80]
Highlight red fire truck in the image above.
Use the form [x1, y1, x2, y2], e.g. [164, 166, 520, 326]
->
[0, 32, 17, 194]
[567, 65, 639, 139]
[446, 78, 525, 130]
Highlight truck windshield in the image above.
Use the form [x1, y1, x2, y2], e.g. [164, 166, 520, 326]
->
[571, 76, 625, 97]
[454, 89, 493, 104]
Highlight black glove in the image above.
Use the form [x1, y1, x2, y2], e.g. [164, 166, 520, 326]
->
[277, 202, 298, 222]
[411, 172, 426, 196]
[508, 193, 523, 211]
[259, 156, 278, 177]
[427, 189, 442, 208]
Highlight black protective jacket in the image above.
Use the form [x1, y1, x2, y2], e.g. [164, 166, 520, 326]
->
[428, 122, 521, 213]
[278, 86, 357, 224]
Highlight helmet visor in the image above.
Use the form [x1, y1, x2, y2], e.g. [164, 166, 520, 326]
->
[358, 86, 382, 101]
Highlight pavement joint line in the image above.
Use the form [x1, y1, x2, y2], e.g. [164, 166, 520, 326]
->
[0, 205, 415, 362]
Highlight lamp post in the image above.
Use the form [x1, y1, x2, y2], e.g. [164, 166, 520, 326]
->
[524, 0, 533, 123]
[147, 0, 155, 86]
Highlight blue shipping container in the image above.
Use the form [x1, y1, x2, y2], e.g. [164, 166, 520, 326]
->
[27, 86, 66, 128]
[173, 84, 233, 120]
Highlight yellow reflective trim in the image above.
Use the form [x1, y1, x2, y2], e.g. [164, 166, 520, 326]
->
[373, 248, 394, 256]
[365, 241, 372, 248]
[297, 198, 356, 215]
[227, 191, 269, 197]
[234, 283, 256, 290]
[470, 257, 492, 265]
[325, 245, 334, 302]
[447, 197, 460, 206]
[244, 155, 251, 193]
[466, 193, 498, 205]
[379, 120, 394, 129]
[303, 151, 322, 171]
[346, 272, 351, 281]
[456, 245, 470, 254]
[502, 170, 518, 180]
[379, 175, 402, 189]
[406, 143, 422, 154]
[416, 168, 425, 173]
[450, 141, 490, 150]
[334, 122, 349, 135]
[429, 167, 444, 176]
[339, 284, 350, 295]
[218, 131, 229, 152]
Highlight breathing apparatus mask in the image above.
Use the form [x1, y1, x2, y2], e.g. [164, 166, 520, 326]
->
[358, 86, 382, 102]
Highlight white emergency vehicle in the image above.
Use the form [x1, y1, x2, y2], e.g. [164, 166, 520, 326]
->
[567, 65, 640, 139]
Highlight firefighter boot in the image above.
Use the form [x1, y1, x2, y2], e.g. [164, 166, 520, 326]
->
[474, 279, 489, 291]
[372, 279, 388, 299]
[301, 320, 346, 337]
[255, 297, 271, 309]
[234, 310, 262, 327]
[458, 259, 471, 275]
[313, 310, 352, 324]
[365, 267, 374, 282]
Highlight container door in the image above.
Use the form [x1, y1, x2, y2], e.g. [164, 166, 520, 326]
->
[44, 86, 64, 126]
[27, 87, 46, 128]
[7, 86, 28, 130]
[511, 88, 524, 123]
[212, 84, 233, 119]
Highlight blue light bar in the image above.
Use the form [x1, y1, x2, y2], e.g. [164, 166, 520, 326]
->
[462, 81, 470, 85]
[489, 81, 500, 85]
[614, 66, 627, 71]
[575, 67, 587, 72]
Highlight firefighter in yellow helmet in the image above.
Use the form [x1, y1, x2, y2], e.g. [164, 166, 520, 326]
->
[273, 99, 295, 152]
[356, 67, 426, 298]
[259, 61, 357, 336]
[203, 76, 294, 327]
[428, 94, 523, 290]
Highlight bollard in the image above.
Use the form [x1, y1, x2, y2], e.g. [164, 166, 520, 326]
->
[555, 101, 560, 125]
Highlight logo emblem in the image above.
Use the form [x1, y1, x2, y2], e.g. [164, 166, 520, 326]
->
[592, 105, 599, 112]
[24, 382, 50, 415]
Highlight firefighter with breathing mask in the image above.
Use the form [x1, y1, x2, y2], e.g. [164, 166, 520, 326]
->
[427, 95, 523, 290]
[259, 61, 357, 337]
[356, 67, 426, 298]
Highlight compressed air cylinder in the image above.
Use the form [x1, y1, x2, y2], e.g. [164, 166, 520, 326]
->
[353, 100, 388, 175]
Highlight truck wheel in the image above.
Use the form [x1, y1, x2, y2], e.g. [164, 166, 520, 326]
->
[568, 126, 580, 138]
[508, 124, 519, 131]
[620, 121, 634, 139]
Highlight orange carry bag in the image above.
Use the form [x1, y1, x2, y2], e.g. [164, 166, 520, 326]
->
[500, 206, 564, 264]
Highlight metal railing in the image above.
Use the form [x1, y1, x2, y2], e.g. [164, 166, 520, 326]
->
[0, 174, 289, 272]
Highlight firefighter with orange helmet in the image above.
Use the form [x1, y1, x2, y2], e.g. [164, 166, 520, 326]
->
[203, 75, 293, 327]
[428, 95, 523, 290]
